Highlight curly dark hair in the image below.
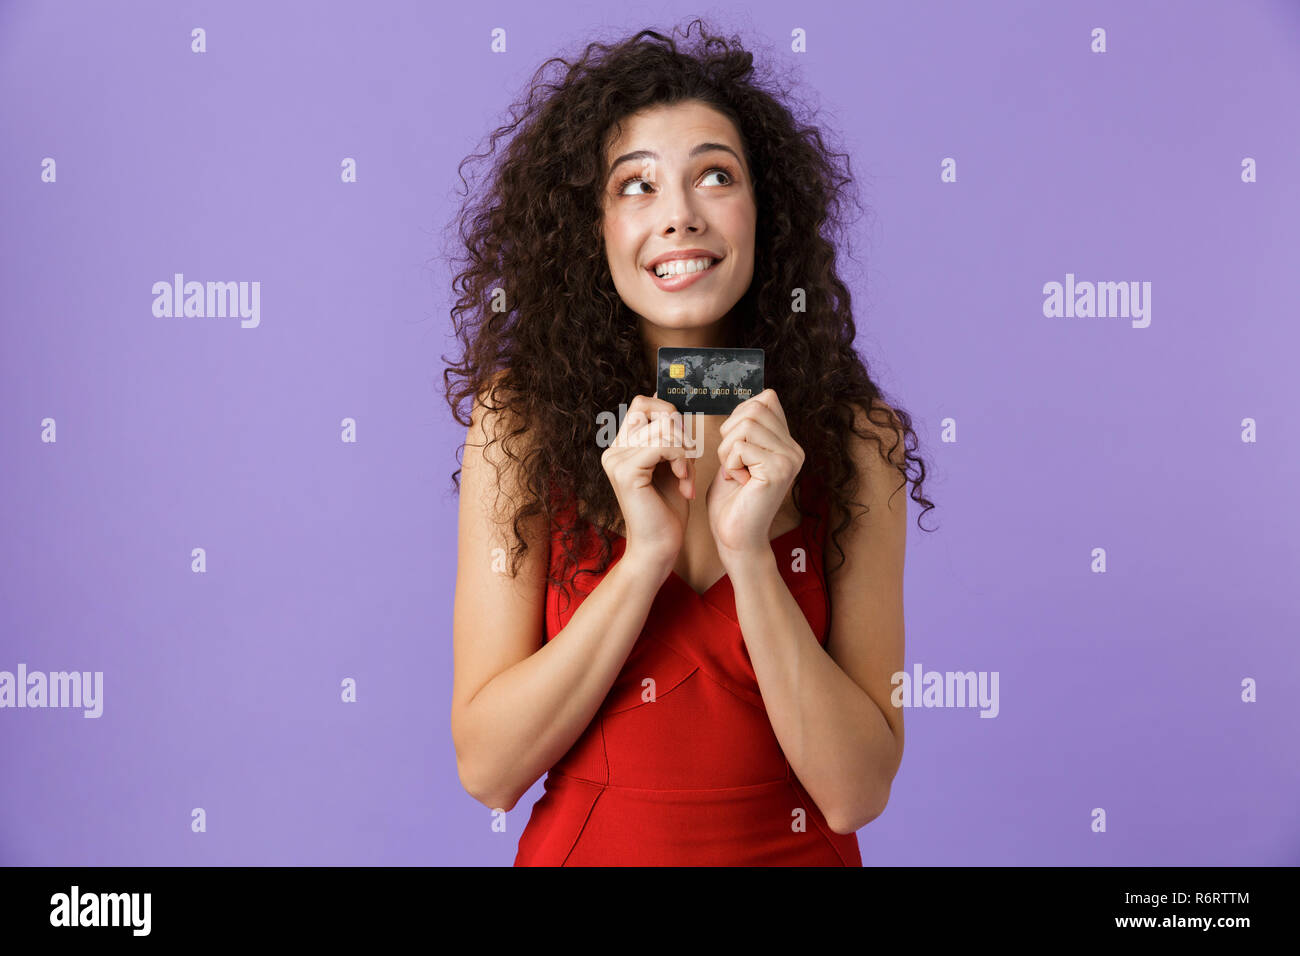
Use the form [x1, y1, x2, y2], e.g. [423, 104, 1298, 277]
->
[441, 18, 937, 613]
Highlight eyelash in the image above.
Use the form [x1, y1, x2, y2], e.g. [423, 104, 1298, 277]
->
[615, 166, 734, 196]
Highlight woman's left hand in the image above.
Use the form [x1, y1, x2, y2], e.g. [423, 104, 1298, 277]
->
[707, 389, 805, 565]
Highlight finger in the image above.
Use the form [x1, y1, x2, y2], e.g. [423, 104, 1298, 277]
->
[619, 405, 681, 449]
[721, 438, 768, 483]
[617, 418, 689, 471]
[718, 417, 787, 457]
[616, 405, 650, 446]
[719, 393, 784, 437]
[632, 406, 680, 450]
[637, 412, 682, 449]
[629, 392, 683, 423]
[755, 389, 788, 430]
[716, 421, 790, 483]
[723, 461, 751, 485]
[618, 442, 691, 481]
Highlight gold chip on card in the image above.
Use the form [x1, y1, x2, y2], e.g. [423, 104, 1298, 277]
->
[669, 363, 685, 378]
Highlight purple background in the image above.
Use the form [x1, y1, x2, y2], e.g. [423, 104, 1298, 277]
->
[2, 0, 1297, 866]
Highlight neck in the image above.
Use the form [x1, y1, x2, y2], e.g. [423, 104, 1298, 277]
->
[638, 311, 739, 377]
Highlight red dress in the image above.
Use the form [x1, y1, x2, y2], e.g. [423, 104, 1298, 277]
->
[514, 478, 863, 866]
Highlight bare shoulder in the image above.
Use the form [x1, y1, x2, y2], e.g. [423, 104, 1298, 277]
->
[461, 368, 547, 565]
[827, 398, 909, 528]
[451, 371, 548, 728]
[466, 371, 532, 483]
[853, 398, 908, 474]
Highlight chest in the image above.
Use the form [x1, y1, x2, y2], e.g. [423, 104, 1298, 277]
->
[670, 418, 802, 595]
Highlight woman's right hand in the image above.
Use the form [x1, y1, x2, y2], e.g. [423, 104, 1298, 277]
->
[600, 393, 695, 571]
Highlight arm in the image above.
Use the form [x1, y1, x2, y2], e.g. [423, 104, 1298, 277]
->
[450, 390, 671, 812]
[727, 403, 907, 834]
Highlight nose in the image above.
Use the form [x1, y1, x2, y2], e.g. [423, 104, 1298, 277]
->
[661, 183, 704, 235]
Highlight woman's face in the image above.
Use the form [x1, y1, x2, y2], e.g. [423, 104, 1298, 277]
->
[600, 100, 757, 339]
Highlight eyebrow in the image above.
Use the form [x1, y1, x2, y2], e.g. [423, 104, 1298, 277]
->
[605, 143, 744, 184]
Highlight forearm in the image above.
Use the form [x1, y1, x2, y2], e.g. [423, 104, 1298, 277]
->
[457, 550, 670, 811]
[728, 551, 899, 832]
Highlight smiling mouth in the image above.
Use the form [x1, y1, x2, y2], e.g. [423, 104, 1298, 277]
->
[646, 257, 723, 280]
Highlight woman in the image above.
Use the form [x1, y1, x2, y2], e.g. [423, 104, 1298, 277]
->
[444, 20, 936, 865]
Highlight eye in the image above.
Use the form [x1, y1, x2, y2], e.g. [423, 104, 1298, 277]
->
[615, 166, 735, 196]
[617, 175, 654, 196]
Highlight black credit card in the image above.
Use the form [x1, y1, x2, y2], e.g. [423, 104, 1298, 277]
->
[656, 347, 765, 415]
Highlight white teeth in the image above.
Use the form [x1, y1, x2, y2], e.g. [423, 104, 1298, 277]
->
[653, 257, 716, 277]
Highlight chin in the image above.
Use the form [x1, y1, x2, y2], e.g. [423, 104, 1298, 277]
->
[642, 310, 727, 330]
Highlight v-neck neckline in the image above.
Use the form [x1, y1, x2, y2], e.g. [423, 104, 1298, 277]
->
[604, 517, 814, 602]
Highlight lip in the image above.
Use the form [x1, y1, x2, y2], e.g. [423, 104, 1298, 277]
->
[645, 248, 722, 270]
[645, 250, 723, 292]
